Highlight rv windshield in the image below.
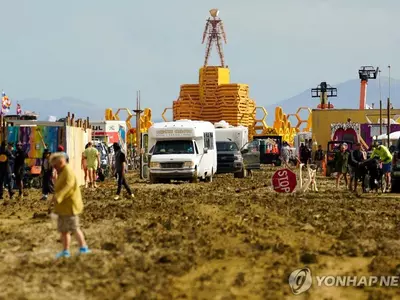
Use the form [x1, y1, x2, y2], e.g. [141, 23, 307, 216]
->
[216, 141, 238, 151]
[153, 140, 194, 155]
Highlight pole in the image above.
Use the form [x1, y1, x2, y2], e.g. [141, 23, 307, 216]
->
[388, 65, 391, 101]
[136, 91, 141, 150]
[379, 69, 382, 108]
[379, 100, 382, 135]
[387, 97, 390, 147]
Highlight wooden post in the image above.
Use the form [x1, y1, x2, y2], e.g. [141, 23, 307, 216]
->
[71, 113, 75, 127]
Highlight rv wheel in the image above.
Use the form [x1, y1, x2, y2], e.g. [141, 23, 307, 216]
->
[235, 168, 247, 178]
[149, 174, 158, 184]
[191, 169, 199, 183]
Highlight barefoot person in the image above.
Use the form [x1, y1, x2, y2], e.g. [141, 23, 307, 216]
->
[81, 143, 89, 188]
[49, 152, 90, 258]
[83, 142, 100, 188]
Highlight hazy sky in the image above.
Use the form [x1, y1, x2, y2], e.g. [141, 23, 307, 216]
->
[1, 0, 400, 118]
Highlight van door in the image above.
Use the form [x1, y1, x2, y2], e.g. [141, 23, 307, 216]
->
[241, 140, 261, 169]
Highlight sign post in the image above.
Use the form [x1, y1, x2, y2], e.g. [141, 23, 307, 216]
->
[272, 168, 297, 193]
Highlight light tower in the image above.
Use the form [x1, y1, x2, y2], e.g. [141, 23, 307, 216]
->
[358, 66, 379, 109]
[202, 9, 227, 67]
[311, 82, 337, 109]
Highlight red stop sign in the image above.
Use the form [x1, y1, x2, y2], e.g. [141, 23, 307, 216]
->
[272, 168, 297, 193]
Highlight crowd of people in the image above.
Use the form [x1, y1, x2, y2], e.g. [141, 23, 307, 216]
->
[0, 139, 136, 258]
[279, 137, 394, 193]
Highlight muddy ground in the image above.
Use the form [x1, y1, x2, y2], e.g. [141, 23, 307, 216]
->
[0, 166, 399, 300]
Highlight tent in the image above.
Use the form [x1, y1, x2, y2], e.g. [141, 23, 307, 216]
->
[373, 131, 400, 140]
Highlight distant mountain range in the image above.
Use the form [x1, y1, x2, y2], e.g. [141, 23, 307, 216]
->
[16, 97, 105, 121]
[266, 76, 398, 115]
[13, 76, 399, 122]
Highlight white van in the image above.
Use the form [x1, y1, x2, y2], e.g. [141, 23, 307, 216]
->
[148, 120, 217, 183]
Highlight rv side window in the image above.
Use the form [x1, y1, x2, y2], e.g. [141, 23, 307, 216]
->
[194, 142, 199, 154]
[204, 132, 214, 150]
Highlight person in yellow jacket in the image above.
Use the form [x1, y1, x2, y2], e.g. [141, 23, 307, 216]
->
[49, 152, 90, 258]
[370, 143, 393, 191]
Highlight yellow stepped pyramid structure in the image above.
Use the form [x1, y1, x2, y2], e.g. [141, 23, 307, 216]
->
[173, 66, 256, 127]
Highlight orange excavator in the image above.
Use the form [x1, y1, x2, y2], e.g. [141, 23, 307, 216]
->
[358, 66, 379, 109]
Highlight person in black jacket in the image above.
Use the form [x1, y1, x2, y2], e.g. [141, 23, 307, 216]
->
[41, 149, 55, 200]
[113, 143, 134, 200]
[0, 141, 14, 199]
[314, 145, 325, 173]
[349, 142, 365, 192]
[14, 142, 27, 198]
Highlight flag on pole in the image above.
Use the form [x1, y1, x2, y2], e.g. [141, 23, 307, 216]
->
[16, 102, 22, 115]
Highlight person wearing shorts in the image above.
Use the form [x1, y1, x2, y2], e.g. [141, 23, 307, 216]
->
[83, 142, 100, 188]
[370, 143, 393, 191]
[81, 143, 89, 188]
[49, 152, 90, 258]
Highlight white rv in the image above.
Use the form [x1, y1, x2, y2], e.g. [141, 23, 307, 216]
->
[148, 120, 217, 183]
[214, 120, 249, 148]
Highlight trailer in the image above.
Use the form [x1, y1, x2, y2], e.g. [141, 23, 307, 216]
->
[91, 120, 127, 153]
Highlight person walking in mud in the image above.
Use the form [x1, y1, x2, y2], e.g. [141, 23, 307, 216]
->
[280, 141, 291, 169]
[41, 149, 55, 200]
[7, 142, 15, 191]
[113, 142, 134, 200]
[314, 145, 325, 173]
[81, 143, 89, 188]
[48, 152, 90, 258]
[0, 141, 14, 200]
[335, 143, 349, 189]
[83, 141, 100, 188]
[348, 143, 365, 192]
[14, 142, 27, 199]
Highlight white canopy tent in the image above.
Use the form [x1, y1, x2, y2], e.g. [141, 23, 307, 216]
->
[373, 131, 400, 140]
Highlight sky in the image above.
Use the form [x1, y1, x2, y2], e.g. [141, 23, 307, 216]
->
[1, 0, 400, 119]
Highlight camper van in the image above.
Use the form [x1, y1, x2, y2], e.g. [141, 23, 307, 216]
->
[148, 120, 217, 183]
[214, 121, 260, 177]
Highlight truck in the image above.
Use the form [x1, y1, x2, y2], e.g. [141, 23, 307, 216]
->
[148, 120, 217, 183]
[214, 121, 260, 178]
[91, 121, 127, 153]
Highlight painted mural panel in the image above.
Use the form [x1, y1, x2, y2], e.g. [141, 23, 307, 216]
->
[7, 125, 61, 166]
